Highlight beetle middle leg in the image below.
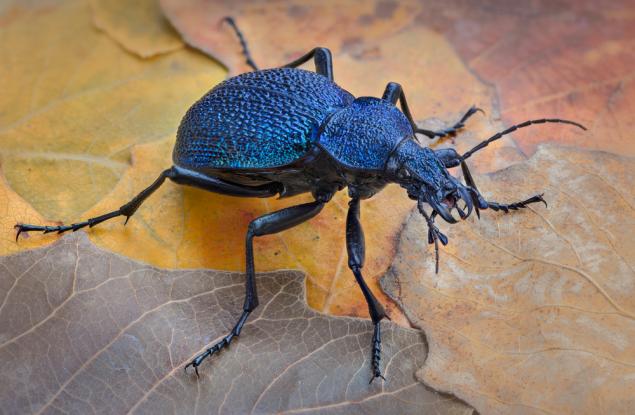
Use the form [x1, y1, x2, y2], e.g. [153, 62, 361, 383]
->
[185, 199, 327, 376]
[346, 198, 387, 383]
[281, 47, 334, 81]
[382, 82, 483, 140]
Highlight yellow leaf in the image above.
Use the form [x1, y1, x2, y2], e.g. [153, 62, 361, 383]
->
[89, 0, 184, 58]
[0, 0, 224, 224]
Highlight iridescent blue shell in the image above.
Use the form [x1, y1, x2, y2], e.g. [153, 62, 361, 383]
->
[317, 97, 413, 171]
[173, 68, 354, 170]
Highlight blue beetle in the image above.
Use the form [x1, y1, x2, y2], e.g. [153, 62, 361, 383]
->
[16, 20, 585, 382]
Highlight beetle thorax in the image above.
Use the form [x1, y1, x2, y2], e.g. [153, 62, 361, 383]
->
[318, 97, 414, 172]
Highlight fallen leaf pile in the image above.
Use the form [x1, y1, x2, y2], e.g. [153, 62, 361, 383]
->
[0, 233, 473, 415]
[382, 145, 635, 414]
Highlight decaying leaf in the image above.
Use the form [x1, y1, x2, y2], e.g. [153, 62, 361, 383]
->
[0, 0, 224, 223]
[381, 145, 635, 414]
[89, 0, 184, 57]
[0, 232, 475, 415]
[159, 0, 421, 76]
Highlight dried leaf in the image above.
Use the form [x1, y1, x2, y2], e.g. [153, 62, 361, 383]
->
[381, 145, 635, 414]
[0, 0, 224, 223]
[0, 232, 474, 415]
[89, 0, 184, 57]
[416, 0, 635, 157]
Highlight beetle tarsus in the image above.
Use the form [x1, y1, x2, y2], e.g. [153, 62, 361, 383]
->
[369, 322, 385, 384]
[184, 311, 250, 376]
[486, 194, 547, 213]
[415, 105, 484, 139]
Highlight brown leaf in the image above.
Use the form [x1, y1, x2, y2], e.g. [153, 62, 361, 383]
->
[416, 0, 635, 157]
[0, 232, 475, 415]
[381, 145, 635, 414]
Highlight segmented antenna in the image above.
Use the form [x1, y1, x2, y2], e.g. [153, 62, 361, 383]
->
[461, 118, 586, 161]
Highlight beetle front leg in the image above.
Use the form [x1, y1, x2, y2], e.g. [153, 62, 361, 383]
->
[382, 82, 482, 140]
[346, 198, 387, 383]
[185, 199, 326, 377]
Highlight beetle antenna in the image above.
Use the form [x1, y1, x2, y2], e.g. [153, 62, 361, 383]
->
[461, 118, 586, 161]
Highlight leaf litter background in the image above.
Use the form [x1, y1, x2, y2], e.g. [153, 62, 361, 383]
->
[1, 0, 634, 414]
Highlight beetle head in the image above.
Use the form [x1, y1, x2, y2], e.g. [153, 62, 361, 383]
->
[388, 139, 473, 224]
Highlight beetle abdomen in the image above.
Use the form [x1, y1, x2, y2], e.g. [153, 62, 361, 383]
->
[173, 68, 354, 170]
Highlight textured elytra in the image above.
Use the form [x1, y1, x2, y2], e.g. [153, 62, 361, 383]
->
[0, 233, 475, 415]
[173, 68, 354, 170]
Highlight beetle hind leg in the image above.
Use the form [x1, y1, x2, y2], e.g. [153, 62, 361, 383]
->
[15, 168, 176, 241]
[223, 17, 259, 71]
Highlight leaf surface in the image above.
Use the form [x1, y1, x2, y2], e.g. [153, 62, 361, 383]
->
[416, 0, 635, 157]
[0, 0, 224, 223]
[0, 232, 474, 415]
[382, 145, 635, 414]
[89, 0, 184, 57]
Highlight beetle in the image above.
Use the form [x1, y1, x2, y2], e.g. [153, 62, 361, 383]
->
[15, 18, 585, 382]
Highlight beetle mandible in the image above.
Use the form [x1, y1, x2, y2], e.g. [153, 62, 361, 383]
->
[15, 18, 585, 382]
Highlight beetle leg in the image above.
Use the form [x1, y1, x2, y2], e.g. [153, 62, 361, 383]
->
[185, 199, 326, 376]
[281, 47, 334, 81]
[415, 106, 484, 139]
[484, 194, 547, 213]
[169, 165, 281, 198]
[14, 168, 176, 240]
[346, 198, 387, 383]
[223, 17, 259, 71]
[381, 82, 483, 140]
